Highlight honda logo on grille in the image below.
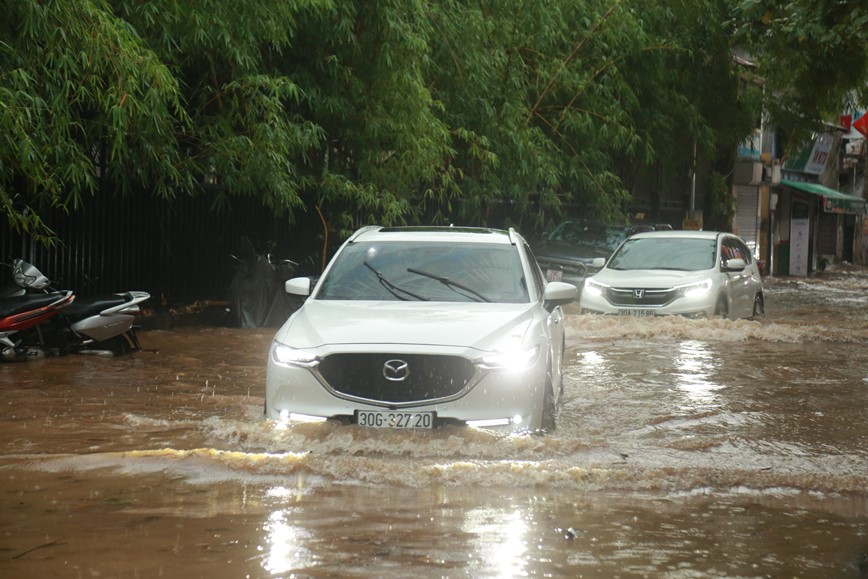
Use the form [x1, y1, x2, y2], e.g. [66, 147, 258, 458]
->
[633, 289, 646, 299]
[383, 359, 410, 381]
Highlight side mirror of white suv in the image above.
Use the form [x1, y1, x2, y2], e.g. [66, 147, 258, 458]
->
[722, 258, 747, 272]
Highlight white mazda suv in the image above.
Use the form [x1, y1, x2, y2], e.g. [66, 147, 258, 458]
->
[265, 226, 577, 433]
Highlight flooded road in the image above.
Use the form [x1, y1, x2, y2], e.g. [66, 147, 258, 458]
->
[1, 267, 867, 578]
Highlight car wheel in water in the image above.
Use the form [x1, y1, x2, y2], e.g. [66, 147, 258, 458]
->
[714, 296, 729, 319]
[751, 293, 765, 319]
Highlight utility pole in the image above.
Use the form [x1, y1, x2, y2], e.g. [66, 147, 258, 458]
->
[689, 141, 697, 218]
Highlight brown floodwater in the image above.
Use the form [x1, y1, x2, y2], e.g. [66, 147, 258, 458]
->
[1, 266, 867, 577]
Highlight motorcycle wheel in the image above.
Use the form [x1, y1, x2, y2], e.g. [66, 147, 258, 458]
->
[94, 335, 134, 356]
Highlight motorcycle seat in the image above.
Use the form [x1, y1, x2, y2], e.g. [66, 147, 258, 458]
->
[0, 293, 71, 317]
[63, 294, 129, 318]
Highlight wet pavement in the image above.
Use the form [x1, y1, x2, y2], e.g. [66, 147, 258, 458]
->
[1, 266, 867, 577]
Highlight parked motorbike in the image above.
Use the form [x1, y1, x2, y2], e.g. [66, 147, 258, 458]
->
[0, 289, 75, 361]
[0, 259, 150, 358]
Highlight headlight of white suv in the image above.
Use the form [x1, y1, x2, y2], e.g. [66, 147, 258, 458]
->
[271, 341, 319, 367]
[583, 278, 608, 297]
[676, 278, 713, 299]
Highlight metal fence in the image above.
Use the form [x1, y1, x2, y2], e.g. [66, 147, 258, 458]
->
[1, 195, 323, 308]
[2, 191, 553, 310]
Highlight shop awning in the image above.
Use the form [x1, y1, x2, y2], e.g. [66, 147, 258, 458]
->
[781, 180, 867, 214]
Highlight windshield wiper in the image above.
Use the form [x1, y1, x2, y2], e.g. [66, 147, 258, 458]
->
[364, 261, 428, 301]
[406, 268, 491, 302]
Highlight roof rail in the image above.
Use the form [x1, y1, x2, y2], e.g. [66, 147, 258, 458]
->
[347, 225, 381, 242]
[507, 227, 519, 245]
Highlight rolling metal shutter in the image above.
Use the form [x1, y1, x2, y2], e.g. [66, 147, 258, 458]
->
[734, 185, 760, 258]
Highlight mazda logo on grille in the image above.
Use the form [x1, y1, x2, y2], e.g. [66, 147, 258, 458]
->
[633, 289, 645, 299]
[383, 359, 410, 381]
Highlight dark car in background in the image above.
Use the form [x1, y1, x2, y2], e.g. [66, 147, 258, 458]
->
[533, 220, 672, 293]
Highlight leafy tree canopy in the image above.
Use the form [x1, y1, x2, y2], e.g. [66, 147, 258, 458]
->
[1, 0, 863, 242]
[1, 0, 187, 243]
[732, 0, 868, 137]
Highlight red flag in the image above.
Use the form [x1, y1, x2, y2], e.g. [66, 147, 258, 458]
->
[853, 113, 868, 138]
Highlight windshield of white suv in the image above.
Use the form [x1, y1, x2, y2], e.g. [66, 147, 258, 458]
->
[607, 237, 717, 271]
[317, 241, 530, 302]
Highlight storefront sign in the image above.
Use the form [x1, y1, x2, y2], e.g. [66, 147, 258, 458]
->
[783, 134, 834, 175]
[789, 205, 810, 277]
[824, 196, 866, 214]
[737, 129, 762, 161]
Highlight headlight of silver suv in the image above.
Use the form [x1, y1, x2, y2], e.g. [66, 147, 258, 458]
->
[583, 278, 608, 297]
[675, 278, 713, 299]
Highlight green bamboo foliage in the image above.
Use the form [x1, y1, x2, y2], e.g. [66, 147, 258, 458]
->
[1, 0, 185, 241]
[2, 0, 863, 241]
